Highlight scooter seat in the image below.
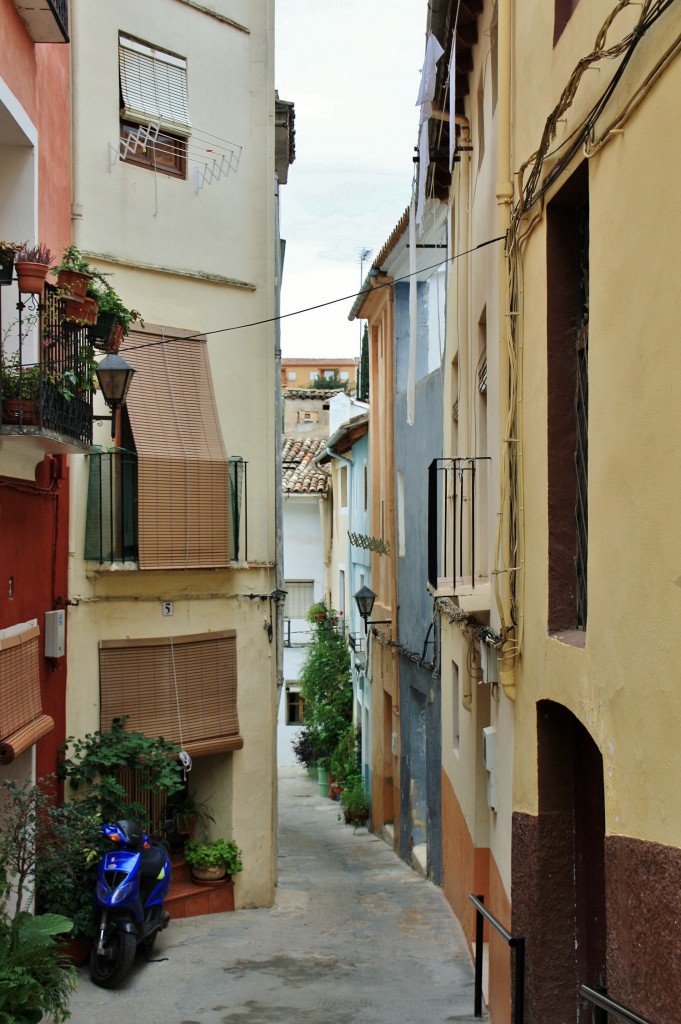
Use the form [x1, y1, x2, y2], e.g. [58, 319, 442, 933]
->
[140, 845, 167, 879]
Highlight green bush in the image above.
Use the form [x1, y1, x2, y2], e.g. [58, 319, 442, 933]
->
[300, 613, 352, 760]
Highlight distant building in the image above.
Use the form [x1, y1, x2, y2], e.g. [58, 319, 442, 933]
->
[281, 357, 359, 393]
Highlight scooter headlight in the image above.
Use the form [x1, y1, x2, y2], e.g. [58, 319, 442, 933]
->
[111, 879, 135, 905]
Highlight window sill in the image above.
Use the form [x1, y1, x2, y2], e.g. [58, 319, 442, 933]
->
[549, 629, 586, 650]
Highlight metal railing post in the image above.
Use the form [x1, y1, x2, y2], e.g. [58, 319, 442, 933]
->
[474, 894, 484, 1018]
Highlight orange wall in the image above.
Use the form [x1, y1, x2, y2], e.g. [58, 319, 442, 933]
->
[0, 1, 72, 256]
[442, 768, 512, 1024]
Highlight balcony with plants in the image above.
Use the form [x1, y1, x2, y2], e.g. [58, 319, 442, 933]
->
[0, 243, 144, 455]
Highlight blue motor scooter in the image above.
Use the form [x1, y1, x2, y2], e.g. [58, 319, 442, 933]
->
[90, 819, 172, 988]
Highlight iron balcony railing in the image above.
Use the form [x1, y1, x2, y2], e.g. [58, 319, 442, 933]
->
[427, 457, 490, 592]
[0, 283, 93, 446]
[84, 450, 248, 565]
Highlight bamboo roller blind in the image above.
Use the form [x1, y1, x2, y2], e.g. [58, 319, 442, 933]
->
[0, 625, 54, 765]
[123, 331, 231, 570]
[99, 630, 243, 756]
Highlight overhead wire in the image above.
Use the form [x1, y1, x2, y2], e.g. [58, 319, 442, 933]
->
[122, 233, 506, 353]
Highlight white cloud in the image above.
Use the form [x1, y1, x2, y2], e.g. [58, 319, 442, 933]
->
[276, 0, 426, 358]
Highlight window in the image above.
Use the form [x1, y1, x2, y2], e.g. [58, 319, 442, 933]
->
[452, 661, 460, 752]
[554, 0, 581, 44]
[122, 328, 232, 570]
[309, 372, 319, 382]
[323, 369, 338, 380]
[340, 371, 349, 382]
[285, 687, 305, 725]
[339, 465, 348, 509]
[119, 35, 191, 179]
[547, 164, 588, 631]
[284, 581, 314, 619]
[363, 463, 368, 512]
[287, 371, 297, 381]
[0, 622, 54, 765]
[99, 631, 243, 756]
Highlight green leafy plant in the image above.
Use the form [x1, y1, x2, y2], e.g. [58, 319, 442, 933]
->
[292, 727, 322, 770]
[57, 717, 184, 827]
[183, 838, 243, 876]
[165, 788, 215, 842]
[340, 775, 370, 824]
[329, 723, 362, 790]
[88, 277, 144, 336]
[0, 354, 41, 401]
[35, 799, 107, 944]
[16, 242, 53, 266]
[56, 244, 95, 276]
[311, 372, 347, 392]
[0, 780, 77, 1023]
[300, 611, 352, 760]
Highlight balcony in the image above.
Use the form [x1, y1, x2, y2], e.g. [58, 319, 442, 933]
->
[0, 284, 94, 455]
[13, 0, 69, 43]
[427, 457, 491, 612]
[85, 451, 248, 567]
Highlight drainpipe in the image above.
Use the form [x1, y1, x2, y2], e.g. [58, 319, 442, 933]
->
[495, 0, 517, 701]
[69, 0, 83, 243]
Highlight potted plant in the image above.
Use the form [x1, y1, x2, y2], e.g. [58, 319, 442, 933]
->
[1, 354, 42, 425]
[307, 600, 328, 623]
[88, 278, 144, 351]
[165, 789, 215, 849]
[183, 837, 243, 884]
[15, 242, 53, 295]
[340, 775, 370, 826]
[0, 241, 18, 287]
[55, 245, 94, 299]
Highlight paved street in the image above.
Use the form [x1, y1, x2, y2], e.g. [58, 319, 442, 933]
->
[65, 768, 480, 1023]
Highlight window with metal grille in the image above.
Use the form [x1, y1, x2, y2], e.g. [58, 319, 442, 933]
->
[284, 581, 314, 619]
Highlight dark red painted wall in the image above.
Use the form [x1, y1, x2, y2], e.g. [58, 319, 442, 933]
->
[0, 456, 69, 789]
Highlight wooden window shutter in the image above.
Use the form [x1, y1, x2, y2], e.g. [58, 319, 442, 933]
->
[0, 624, 54, 765]
[99, 631, 243, 756]
[123, 330, 231, 569]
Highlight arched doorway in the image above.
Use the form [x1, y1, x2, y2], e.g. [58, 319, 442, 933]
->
[534, 701, 606, 1022]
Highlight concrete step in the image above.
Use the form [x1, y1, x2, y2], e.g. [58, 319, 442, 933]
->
[167, 856, 235, 919]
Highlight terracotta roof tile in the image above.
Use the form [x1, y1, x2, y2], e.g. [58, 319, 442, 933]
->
[282, 437, 329, 495]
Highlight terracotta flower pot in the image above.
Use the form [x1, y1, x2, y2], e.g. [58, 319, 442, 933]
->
[2, 398, 38, 425]
[191, 864, 229, 883]
[57, 268, 91, 298]
[15, 261, 49, 295]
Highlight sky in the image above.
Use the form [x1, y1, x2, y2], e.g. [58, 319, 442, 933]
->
[275, 0, 427, 361]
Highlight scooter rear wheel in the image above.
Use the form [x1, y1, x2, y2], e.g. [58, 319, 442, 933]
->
[90, 929, 137, 988]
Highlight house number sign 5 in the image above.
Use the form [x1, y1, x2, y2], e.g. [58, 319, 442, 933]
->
[162, 602, 174, 617]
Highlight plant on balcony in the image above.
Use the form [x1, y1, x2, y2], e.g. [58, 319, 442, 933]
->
[88, 278, 143, 348]
[56, 245, 94, 298]
[15, 242, 53, 295]
[0, 241, 18, 287]
[0, 354, 41, 424]
[183, 837, 243, 882]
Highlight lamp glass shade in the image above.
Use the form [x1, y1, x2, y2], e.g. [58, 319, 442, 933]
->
[96, 354, 136, 407]
[354, 585, 376, 621]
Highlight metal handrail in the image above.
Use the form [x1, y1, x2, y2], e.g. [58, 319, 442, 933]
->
[468, 894, 525, 1024]
[579, 985, 656, 1024]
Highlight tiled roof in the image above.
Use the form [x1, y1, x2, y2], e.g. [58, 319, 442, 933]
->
[283, 388, 344, 400]
[282, 437, 329, 495]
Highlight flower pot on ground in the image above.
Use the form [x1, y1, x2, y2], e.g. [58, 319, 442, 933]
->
[15, 242, 53, 295]
[183, 838, 243, 885]
[340, 775, 370, 826]
[0, 242, 18, 286]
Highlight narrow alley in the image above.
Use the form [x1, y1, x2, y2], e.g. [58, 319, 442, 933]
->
[64, 768, 481, 1024]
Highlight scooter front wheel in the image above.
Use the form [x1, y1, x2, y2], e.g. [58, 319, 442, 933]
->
[90, 929, 137, 988]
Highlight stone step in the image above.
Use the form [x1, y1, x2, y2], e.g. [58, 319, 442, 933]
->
[167, 855, 234, 919]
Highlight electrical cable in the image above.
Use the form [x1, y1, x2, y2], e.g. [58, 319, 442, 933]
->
[122, 233, 506, 353]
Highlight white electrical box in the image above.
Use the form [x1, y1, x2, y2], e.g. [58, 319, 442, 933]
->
[482, 726, 497, 812]
[44, 610, 65, 658]
[482, 725, 497, 771]
[480, 644, 499, 685]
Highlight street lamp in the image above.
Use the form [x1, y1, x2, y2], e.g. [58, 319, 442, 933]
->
[354, 585, 391, 635]
[95, 353, 136, 438]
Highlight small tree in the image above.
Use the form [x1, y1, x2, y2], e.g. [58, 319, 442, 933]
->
[311, 372, 347, 392]
[358, 324, 369, 403]
[300, 608, 352, 763]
